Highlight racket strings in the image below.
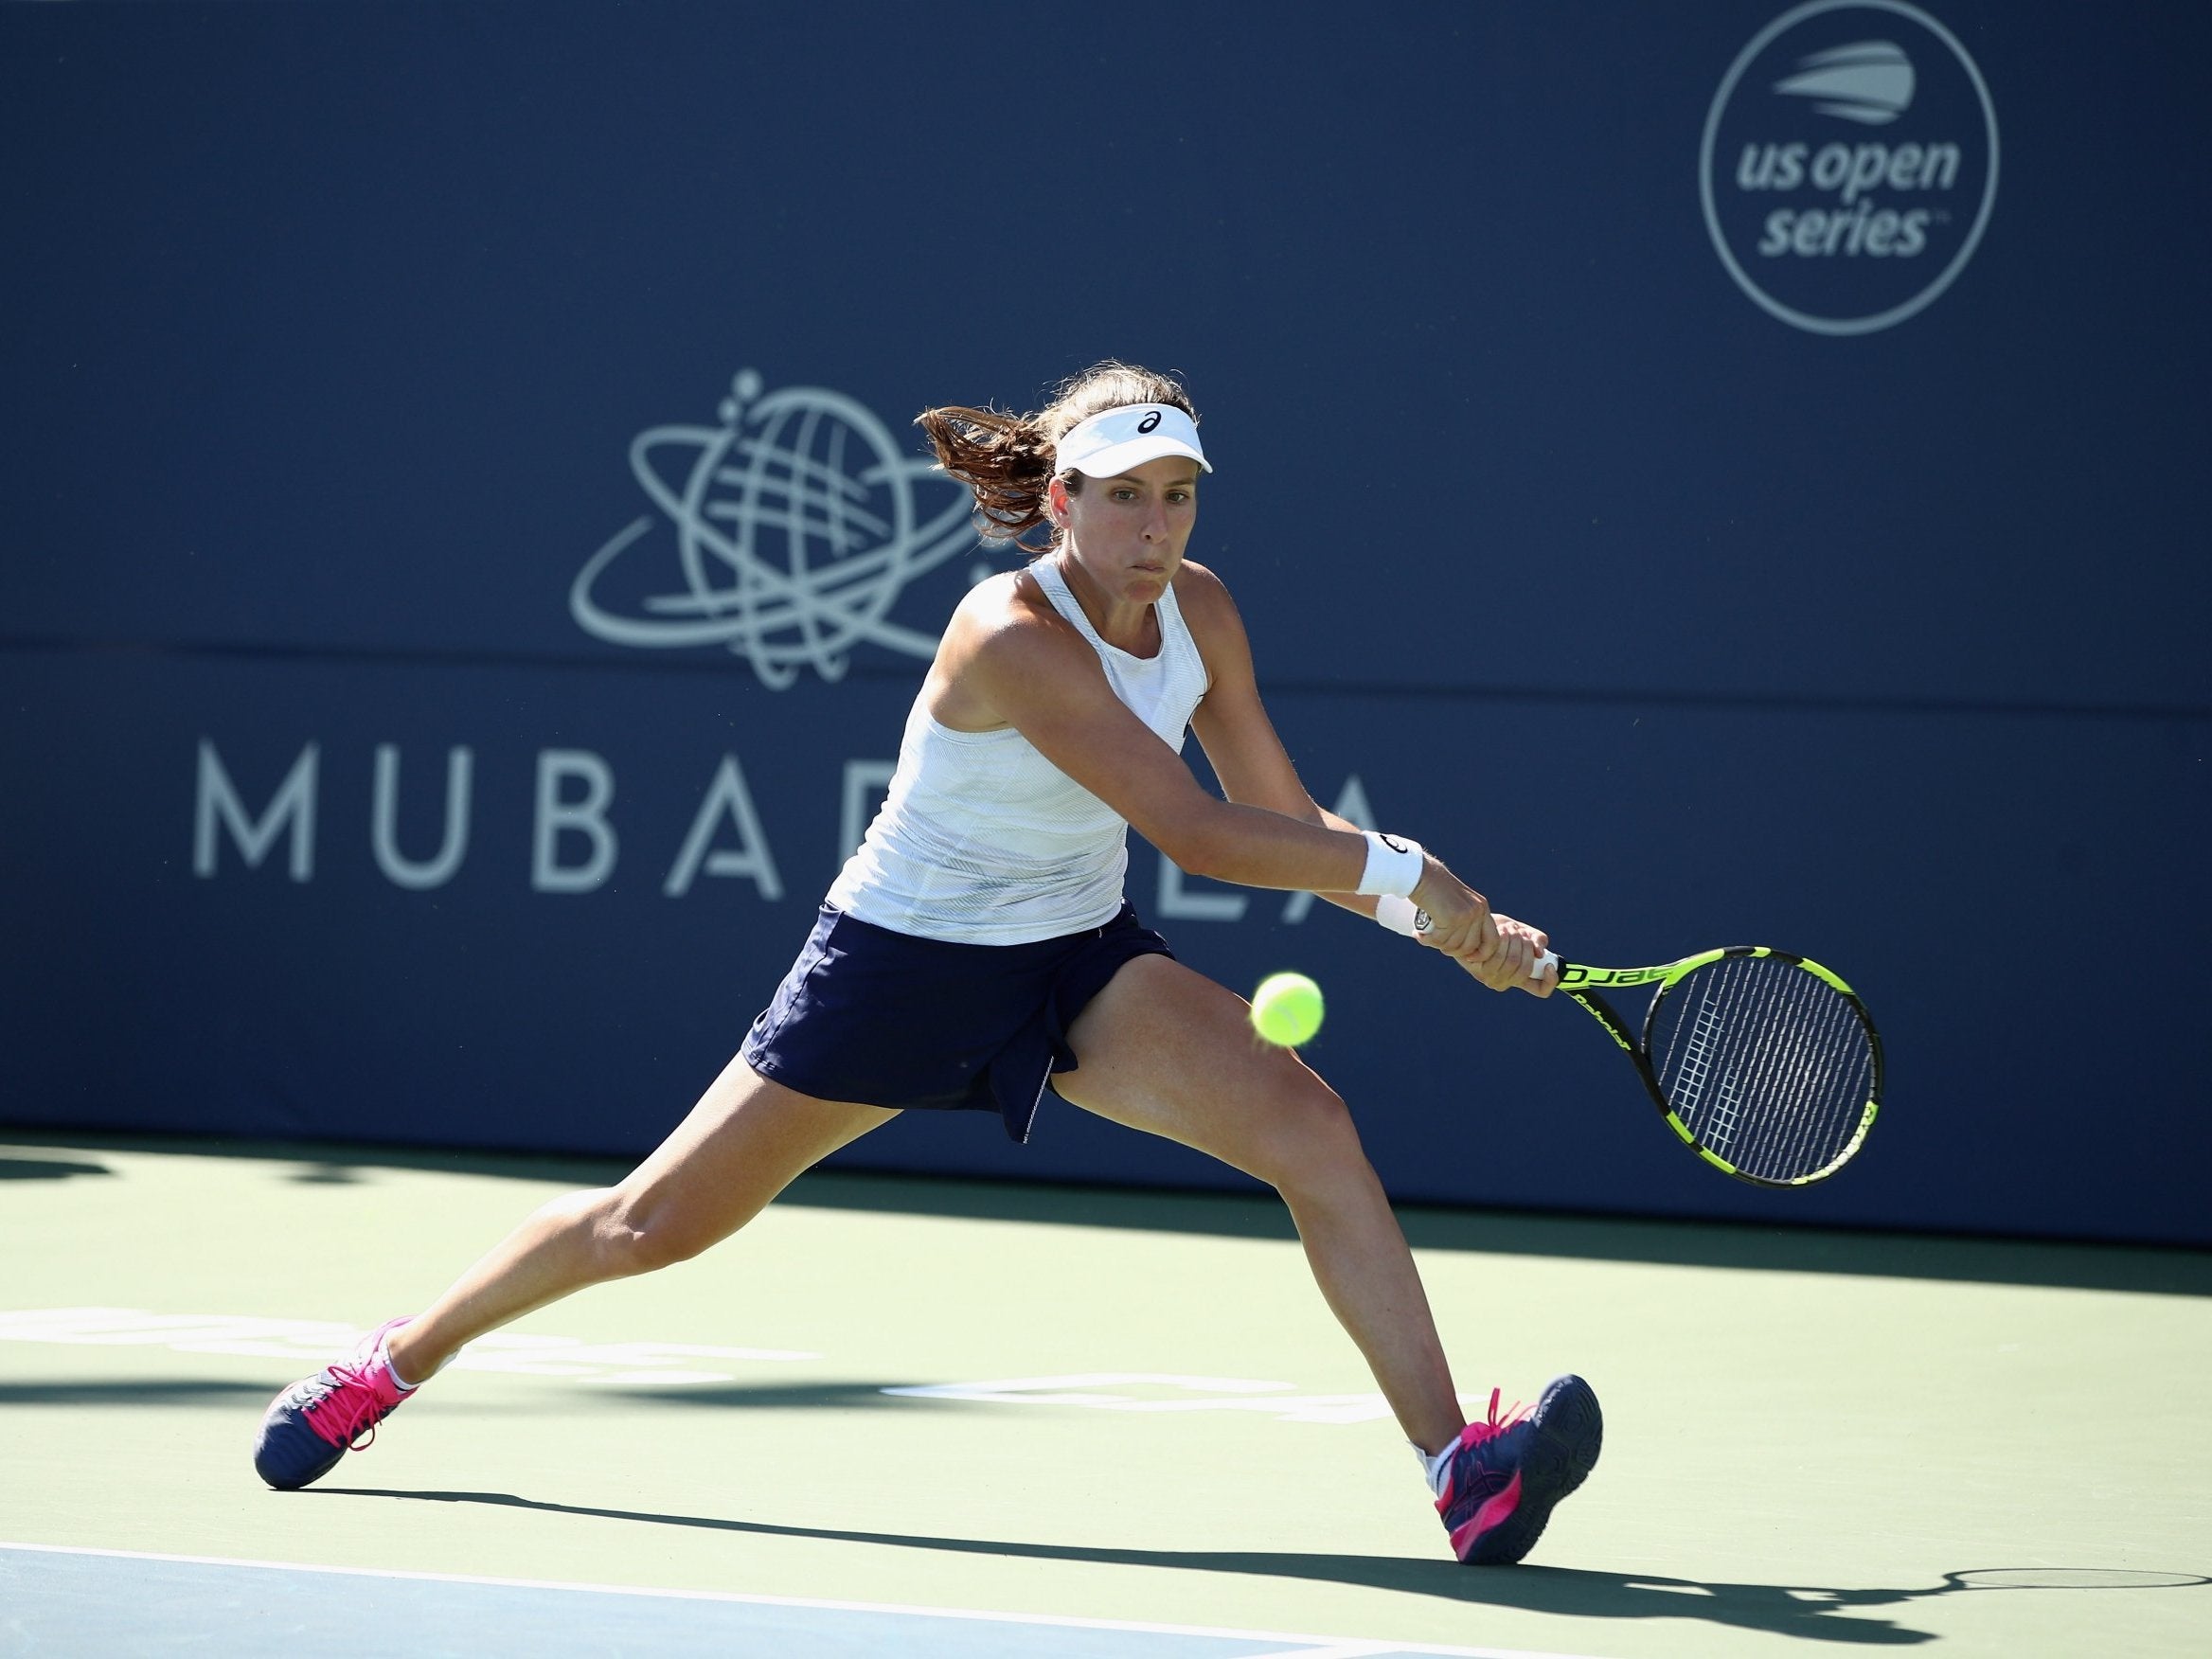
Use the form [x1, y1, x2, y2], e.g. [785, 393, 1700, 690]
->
[1718, 963, 1868, 1179]
[1714, 963, 1866, 1177]
[1651, 956, 1876, 1183]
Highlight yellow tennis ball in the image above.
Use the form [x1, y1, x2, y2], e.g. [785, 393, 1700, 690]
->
[1250, 972, 1325, 1047]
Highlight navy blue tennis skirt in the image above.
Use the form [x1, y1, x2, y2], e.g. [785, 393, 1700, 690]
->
[739, 902, 1174, 1143]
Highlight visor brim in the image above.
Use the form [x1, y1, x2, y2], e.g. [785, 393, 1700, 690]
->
[1061, 436, 1212, 479]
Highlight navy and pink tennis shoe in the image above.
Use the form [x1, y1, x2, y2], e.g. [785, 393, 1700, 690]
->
[1438, 1375, 1603, 1564]
[252, 1316, 418, 1490]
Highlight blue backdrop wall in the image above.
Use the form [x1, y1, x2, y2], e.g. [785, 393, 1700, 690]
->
[4, 2, 2206, 1243]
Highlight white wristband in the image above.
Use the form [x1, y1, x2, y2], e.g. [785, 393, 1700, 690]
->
[1374, 893, 1424, 937]
[1355, 831, 1425, 898]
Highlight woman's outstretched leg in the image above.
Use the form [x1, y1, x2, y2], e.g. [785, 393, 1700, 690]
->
[1056, 955, 1463, 1448]
[1056, 954, 1600, 1564]
[252, 1057, 891, 1489]
[390, 1059, 892, 1381]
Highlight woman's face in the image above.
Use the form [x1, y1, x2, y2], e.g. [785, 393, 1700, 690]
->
[1051, 454, 1201, 604]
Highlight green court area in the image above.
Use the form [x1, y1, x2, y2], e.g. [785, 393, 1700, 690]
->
[1, 1133, 2207, 1656]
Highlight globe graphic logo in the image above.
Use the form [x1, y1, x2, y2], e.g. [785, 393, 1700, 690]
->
[572, 370, 984, 688]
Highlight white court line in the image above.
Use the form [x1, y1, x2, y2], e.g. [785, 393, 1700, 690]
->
[0, 1541, 1615, 1659]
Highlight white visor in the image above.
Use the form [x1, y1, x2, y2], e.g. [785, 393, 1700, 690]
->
[1053, 403, 1211, 479]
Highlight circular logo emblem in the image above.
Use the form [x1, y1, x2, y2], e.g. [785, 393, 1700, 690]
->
[571, 370, 978, 689]
[1700, 0, 1998, 335]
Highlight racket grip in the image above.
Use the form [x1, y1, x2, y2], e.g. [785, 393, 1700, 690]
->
[1533, 949, 1561, 983]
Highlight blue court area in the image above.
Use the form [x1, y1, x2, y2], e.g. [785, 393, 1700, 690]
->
[0, 1545, 1572, 1659]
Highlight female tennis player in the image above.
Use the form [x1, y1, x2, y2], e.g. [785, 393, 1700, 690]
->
[252, 363, 1602, 1565]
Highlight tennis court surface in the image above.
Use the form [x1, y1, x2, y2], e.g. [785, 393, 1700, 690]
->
[3, 1134, 2206, 1657]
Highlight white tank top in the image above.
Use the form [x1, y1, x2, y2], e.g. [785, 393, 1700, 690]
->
[825, 559, 1211, 944]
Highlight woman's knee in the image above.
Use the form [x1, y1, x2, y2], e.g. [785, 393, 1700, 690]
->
[1247, 1077, 1370, 1197]
[579, 1186, 728, 1277]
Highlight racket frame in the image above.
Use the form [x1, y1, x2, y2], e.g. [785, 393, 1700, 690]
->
[1554, 945, 1883, 1186]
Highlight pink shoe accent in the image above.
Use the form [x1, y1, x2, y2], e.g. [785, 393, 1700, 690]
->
[299, 1316, 415, 1452]
[1449, 1471, 1524, 1556]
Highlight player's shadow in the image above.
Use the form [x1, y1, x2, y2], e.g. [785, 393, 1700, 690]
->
[315, 1488, 2208, 1646]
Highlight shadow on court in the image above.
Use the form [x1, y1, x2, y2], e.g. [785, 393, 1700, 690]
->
[9, 1130, 2208, 1295]
[776, 1176, 2212, 1299]
[0, 1379, 271, 1406]
[0, 1155, 111, 1181]
[592, 1380, 941, 1413]
[309, 1487, 2212, 1647]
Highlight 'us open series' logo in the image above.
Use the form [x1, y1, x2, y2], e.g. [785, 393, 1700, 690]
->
[1700, 1, 1998, 335]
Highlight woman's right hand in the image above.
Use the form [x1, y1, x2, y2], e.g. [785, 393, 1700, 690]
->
[1464, 914, 1556, 996]
[1409, 856, 1501, 967]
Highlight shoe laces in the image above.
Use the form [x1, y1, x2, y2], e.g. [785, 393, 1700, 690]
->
[1460, 1386, 1529, 1450]
[305, 1350, 401, 1452]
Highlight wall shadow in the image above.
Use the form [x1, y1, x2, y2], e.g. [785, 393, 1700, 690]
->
[0, 1155, 112, 1181]
[7, 1127, 2208, 1295]
[591, 1380, 941, 1413]
[0, 1379, 272, 1405]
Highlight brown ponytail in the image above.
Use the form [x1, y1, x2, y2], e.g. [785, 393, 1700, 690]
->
[916, 361, 1199, 553]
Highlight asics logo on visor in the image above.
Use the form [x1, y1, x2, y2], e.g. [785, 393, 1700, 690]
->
[1138, 410, 1163, 433]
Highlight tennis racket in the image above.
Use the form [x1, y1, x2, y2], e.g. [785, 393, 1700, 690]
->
[1533, 945, 1883, 1186]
